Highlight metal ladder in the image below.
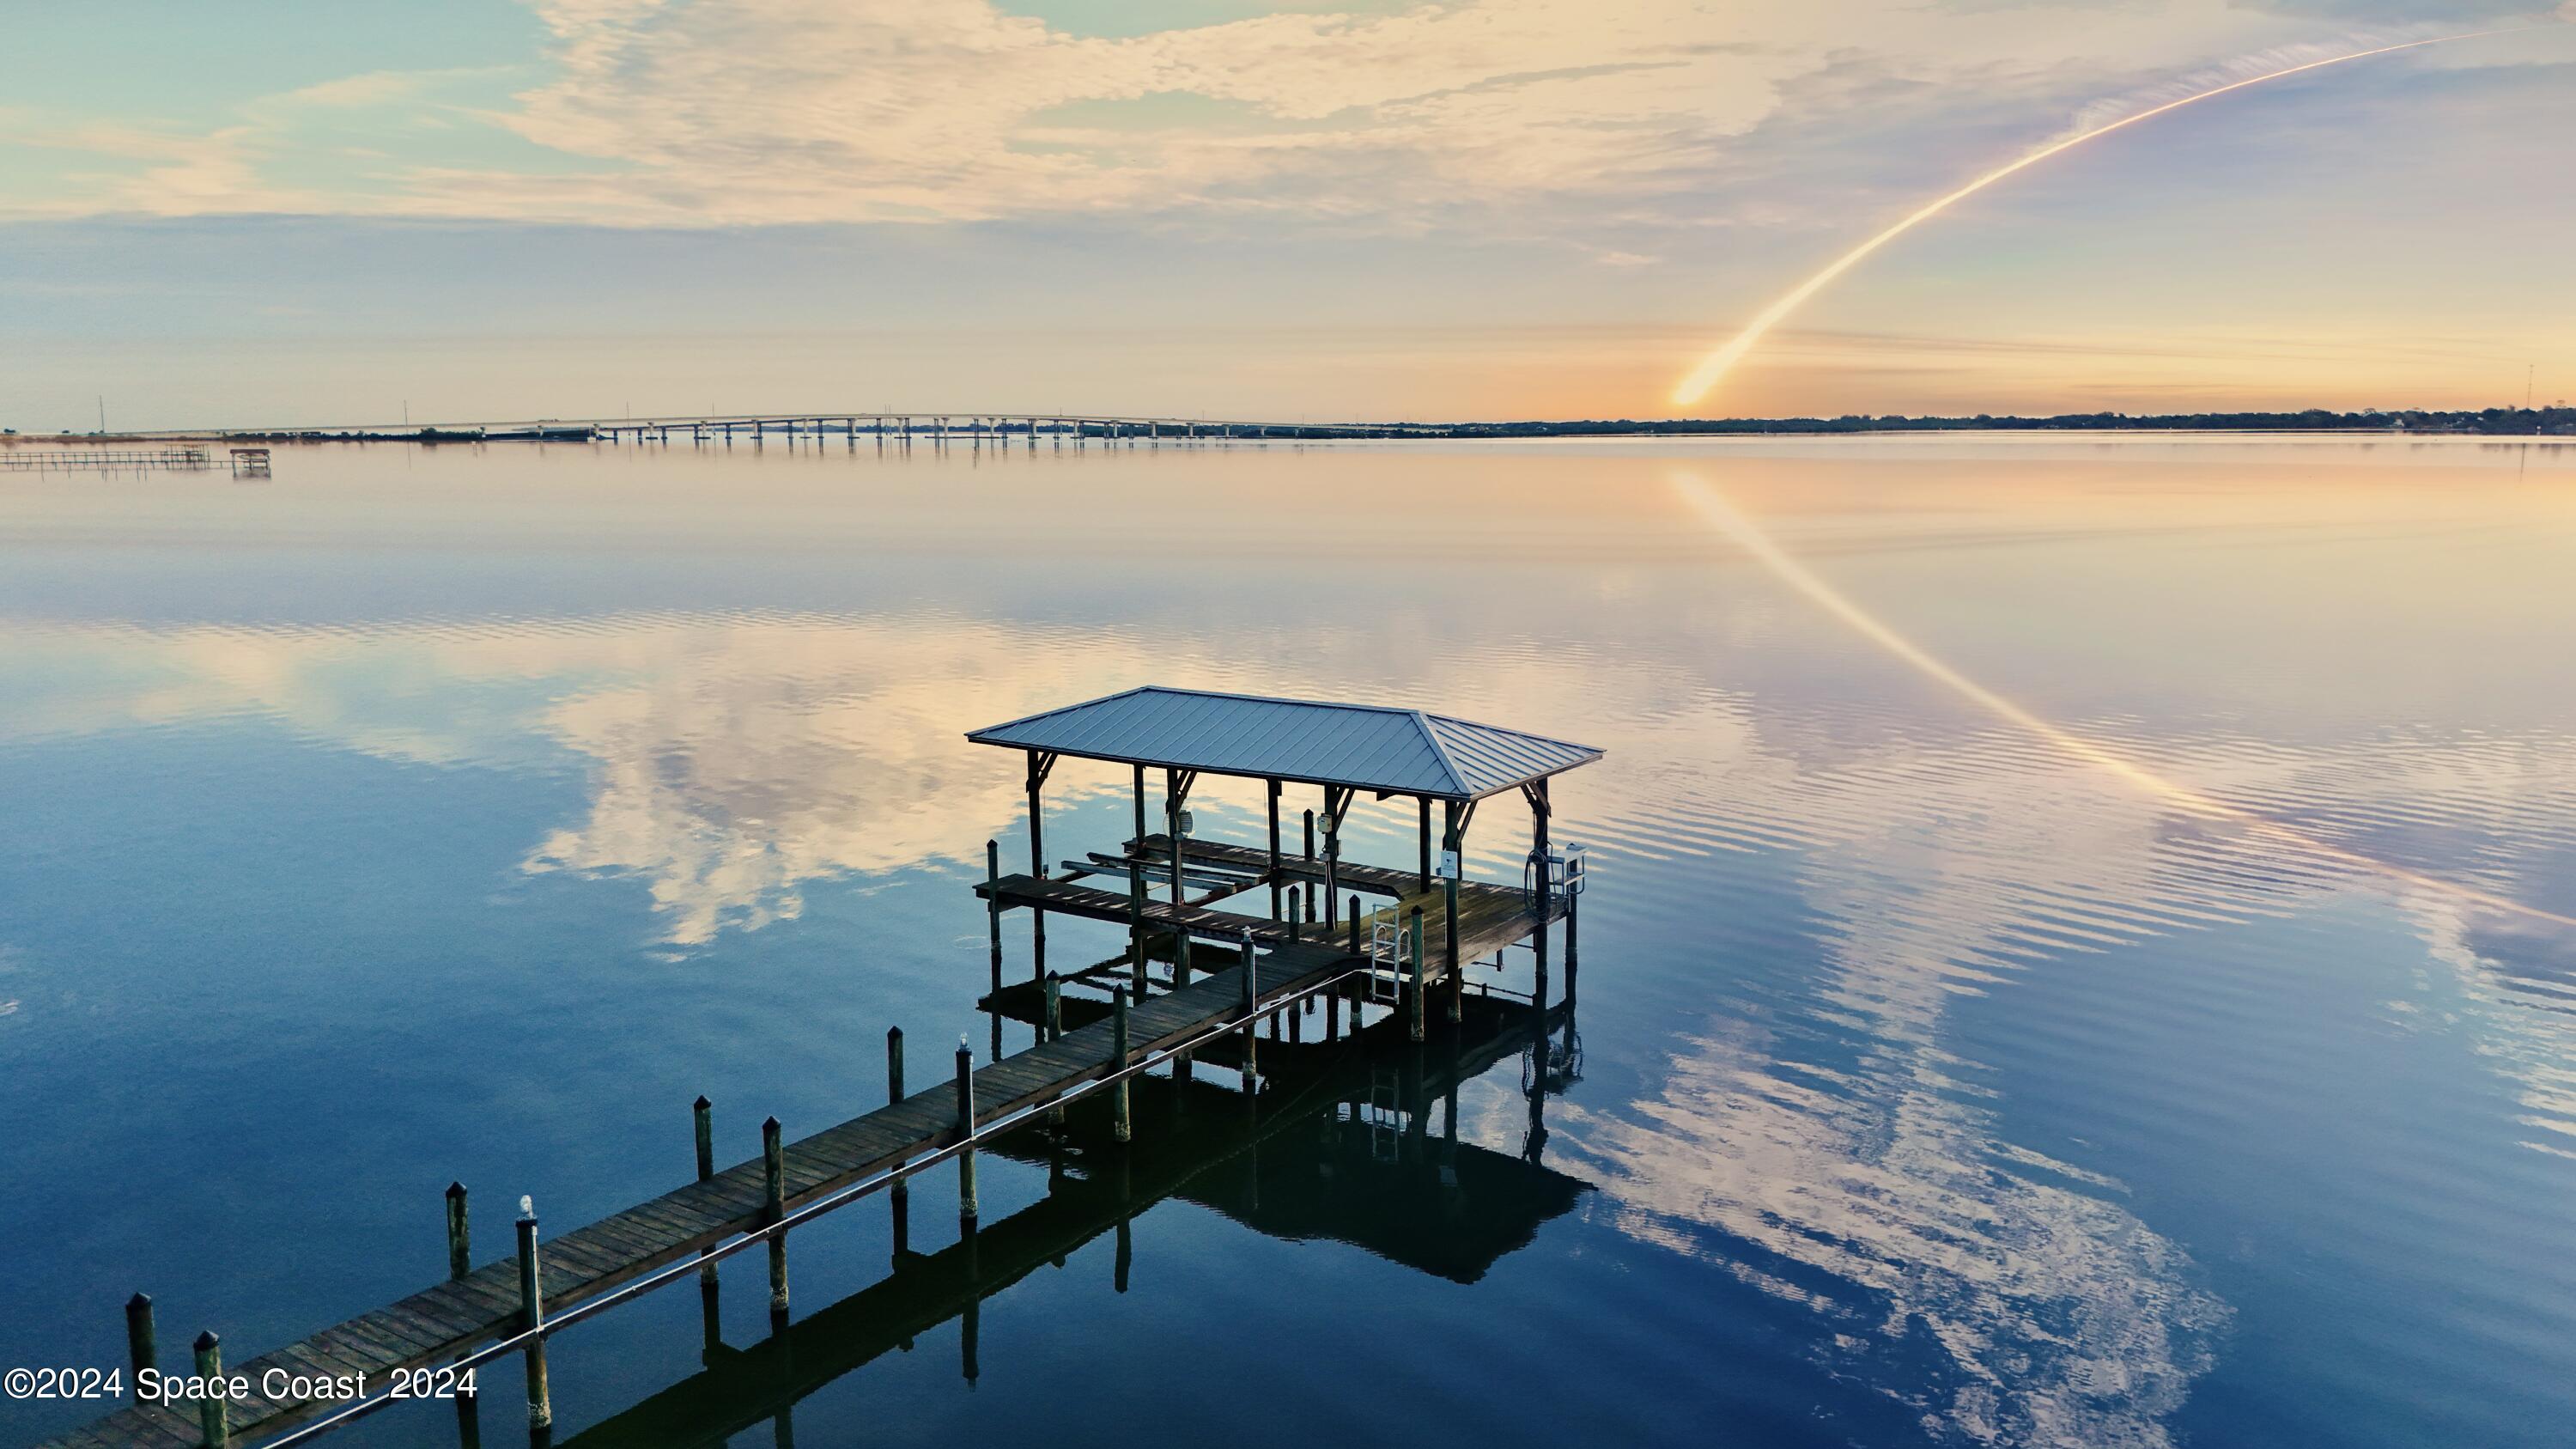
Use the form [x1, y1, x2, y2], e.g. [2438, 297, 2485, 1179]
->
[1364, 1068, 1404, 1161]
[1367, 910, 1409, 1005]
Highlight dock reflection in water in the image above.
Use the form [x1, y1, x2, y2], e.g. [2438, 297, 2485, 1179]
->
[564, 996, 1583, 1449]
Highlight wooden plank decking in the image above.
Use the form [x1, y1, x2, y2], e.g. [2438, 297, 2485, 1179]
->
[1025, 834, 1560, 977]
[39, 943, 1352, 1449]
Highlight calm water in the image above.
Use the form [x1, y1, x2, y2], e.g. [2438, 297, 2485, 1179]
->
[4, 434, 2574, 1449]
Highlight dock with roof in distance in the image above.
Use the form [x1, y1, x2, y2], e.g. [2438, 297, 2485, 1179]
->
[967, 685, 1602, 1042]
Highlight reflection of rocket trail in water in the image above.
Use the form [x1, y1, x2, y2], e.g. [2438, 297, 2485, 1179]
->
[1672, 473, 2576, 930]
[1669, 32, 2503, 408]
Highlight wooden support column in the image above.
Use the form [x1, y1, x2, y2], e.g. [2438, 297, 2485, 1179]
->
[1025, 751, 1054, 877]
[1301, 809, 1316, 922]
[1266, 778, 1283, 920]
[1166, 768, 1194, 983]
[1418, 797, 1432, 894]
[1443, 799, 1464, 1023]
[1320, 786, 1351, 928]
[985, 839, 1002, 990]
[1526, 778, 1552, 1010]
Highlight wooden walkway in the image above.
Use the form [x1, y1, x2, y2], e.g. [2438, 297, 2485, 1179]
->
[38, 944, 1352, 1449]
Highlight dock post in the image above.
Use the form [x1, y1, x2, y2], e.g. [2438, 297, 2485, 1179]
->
[1127, 858, 1149, 995]
[762, 1117, 788, 1315]
[694, 1095, 719, 1349]
[1565, 886, 1579, 1008]
[1112, 987, 1132, 1143]
[1302, 809, 1315, 922]
[955, 1039, 978, 1230]
[1322, 807, 1340, 928]
[446, 1181, 471, 1281]
[695, 1096, 715, 1180]
[1267, 779, 1283, 920]
[193, 1331, 226, 1448]
[1042, 969, 1061, 1043]
[1132, 764, 1147, 852]
[985, 839, 1002, 990]
[1239, 930, 1258, 1091]
[1408, 907, 1426, 1042]
[1287, 892, 1301, 944]
[1443, 801, 1464, 1023]
[1347, 894, 1361, 954]
[124, 1293, 154, 1398]
[515, 1198, 551, 1438]
[886, 1029, 908, 1257]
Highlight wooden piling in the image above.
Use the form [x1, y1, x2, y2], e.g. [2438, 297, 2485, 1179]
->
[1127, 858, 1149, 995]
[886, 1027, 909, 1257]
[985, 839, 1002, 990]
[762, 1117, 788, 1312]
[123, 1294, 154, 1399]
[1042, 971, 1061, 1043]
[1239, 931, 1258, 1090]
[1109, 987, 1134, 1143]
[515, 1200, 550, 1434]
[193, 1331, 226, 1448]
[1408, 907, 1426, 1042]
[955, 1040, 978, 1227]
[1302, 809, 1315, 921]
[1267, 779, 1283, 920]
[446, 1181, 471, 1282]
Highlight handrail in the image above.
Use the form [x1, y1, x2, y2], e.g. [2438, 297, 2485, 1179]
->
[258, 959, 1370, 1448]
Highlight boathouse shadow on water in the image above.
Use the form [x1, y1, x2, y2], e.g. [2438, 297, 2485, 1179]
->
[560, 993, 1588, 1449]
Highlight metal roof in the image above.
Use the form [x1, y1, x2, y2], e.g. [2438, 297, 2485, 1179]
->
[966, 686, 1602, 801]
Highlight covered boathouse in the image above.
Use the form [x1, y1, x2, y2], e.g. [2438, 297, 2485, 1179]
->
[966, 685, 1601, 1039]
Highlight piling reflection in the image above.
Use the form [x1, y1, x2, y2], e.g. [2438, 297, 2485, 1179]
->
[556, 995, 1584, 1449]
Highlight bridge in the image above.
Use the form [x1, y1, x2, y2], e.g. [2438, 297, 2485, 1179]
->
[101, 411, 1453, 445]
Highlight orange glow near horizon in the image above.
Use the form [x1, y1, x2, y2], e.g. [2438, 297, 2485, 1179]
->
[1668, 32, 2503, 411]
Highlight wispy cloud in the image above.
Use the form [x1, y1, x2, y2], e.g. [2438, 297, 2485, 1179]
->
[11, 0, 2528, 229]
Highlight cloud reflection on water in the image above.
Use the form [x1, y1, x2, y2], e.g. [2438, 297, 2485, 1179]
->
[6, 568, 2574, 1442]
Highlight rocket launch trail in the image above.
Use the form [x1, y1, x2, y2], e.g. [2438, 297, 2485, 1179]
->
[1669, 32, 2504, 409]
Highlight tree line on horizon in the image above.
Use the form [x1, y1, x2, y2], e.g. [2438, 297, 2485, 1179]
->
[1449, 405, 2576, 437]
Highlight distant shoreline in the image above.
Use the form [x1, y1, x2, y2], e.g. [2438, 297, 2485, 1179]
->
[9, 404, 2570, 445]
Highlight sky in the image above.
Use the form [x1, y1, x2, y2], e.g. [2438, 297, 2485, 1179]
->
[2, 0, 2572, 429]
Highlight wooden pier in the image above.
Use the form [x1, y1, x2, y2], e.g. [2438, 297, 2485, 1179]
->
[38, 685, 1598, 1449]
[39, 947, 1358, 1449]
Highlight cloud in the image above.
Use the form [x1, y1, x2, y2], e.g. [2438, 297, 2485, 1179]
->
[10, 0, 2498, 229]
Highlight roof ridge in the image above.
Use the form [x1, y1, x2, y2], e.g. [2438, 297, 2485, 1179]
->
[964, 683, 1156, 740]
[1410, 709, 1474, 797]
[1129, 683, 1425, 719]
[1423, 709, 1602, 756]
